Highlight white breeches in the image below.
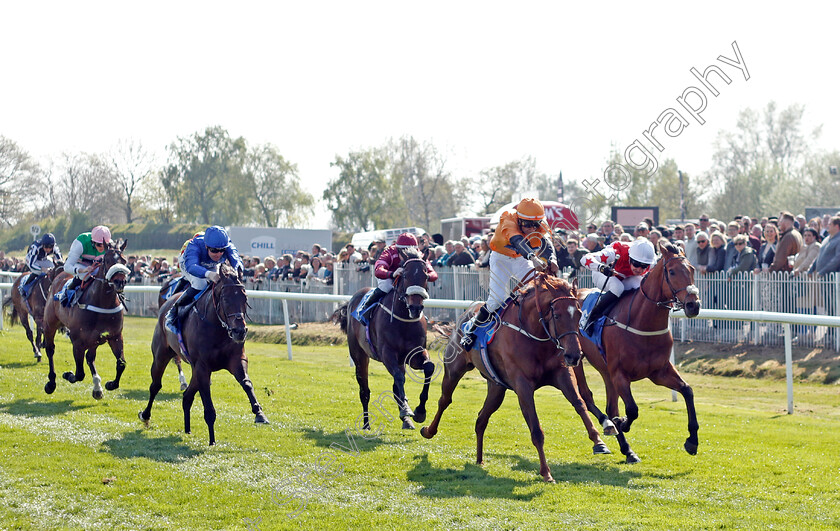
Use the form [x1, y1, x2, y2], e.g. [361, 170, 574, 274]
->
[376, 278, 395, 292]
[591, 271, 642, 297]
[487, 252, 534, 312]
[29, 259, 53, 273]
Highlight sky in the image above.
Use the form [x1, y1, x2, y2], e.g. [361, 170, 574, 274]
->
[2, 2, 838, 229]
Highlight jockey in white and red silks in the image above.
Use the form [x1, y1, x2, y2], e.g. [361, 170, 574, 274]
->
[578, 238, 657, 333]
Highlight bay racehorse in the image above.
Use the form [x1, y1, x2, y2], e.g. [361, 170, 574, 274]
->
[574, 242, 701, 463]
[421, 273, 608, 483]
[332, 248, 435, 430]
[3, 265, 62, 361]
[42, 242, 130, 399]
[139, 264, 268, 446]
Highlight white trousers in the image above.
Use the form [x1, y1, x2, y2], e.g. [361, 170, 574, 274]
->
[376, 277, 395, 292]
[487, 252, 534, 312]
[591, 271, 642, 297]
[180, 257, 218, 290]
[29, 259, 53, 273]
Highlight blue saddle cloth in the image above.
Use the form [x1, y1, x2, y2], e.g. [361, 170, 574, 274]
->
[351, 290, 377, 326]
[54, 278, 76, 307]
[579, 292, 609, 356]
[459, 309, 501, 351]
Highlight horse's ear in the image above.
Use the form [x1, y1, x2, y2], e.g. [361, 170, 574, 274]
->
[571, 276, 578, 294]
[120, 239, 128, 252]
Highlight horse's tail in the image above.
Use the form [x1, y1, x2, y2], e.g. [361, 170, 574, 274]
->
[2, 295, 18, 326]
[331, 303, 349, 334]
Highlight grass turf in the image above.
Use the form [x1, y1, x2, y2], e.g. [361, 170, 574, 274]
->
[0, 316, 838, 530]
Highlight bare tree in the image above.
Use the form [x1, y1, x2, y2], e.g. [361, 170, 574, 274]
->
[110, 139, 156, 223]
[0, 136, 40, 226]
[60, 152, 123, 223]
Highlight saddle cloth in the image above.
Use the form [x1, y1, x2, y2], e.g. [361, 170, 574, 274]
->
[351, 290, 377, 326]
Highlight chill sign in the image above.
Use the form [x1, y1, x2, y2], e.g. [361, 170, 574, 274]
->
[250, 236, 276, 257]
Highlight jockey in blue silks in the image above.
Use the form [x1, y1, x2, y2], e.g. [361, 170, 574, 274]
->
[165, 225, 243, 334]
[19, 233, 62, 296]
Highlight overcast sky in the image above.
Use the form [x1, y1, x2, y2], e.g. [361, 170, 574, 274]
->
[2, 2, 838, 229]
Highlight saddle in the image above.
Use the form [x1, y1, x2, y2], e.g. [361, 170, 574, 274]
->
[56, 277, 94, 308]
[579, 290, 633, 356]
[351, 290, 378, 326]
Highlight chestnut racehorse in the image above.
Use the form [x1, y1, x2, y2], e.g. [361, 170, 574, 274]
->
[140, 264, 268, 446]
[332, 248, 435, 430]
[3, 265, 62, 361]
[574, 242, 701, 463]
[42, 242, 130, 399]
[421, 274, 608, 483]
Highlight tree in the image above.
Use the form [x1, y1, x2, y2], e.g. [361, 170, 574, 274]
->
[59, 152, 122, 222]
[162, 126, 247, 224]
[110, 139, 156, 223]
[244, 144, 314, 227]
[469, 156, 551, 215]
[324, 149, 398, 231]
[0, 136, 40, 227]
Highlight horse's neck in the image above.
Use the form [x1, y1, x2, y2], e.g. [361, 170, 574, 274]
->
[625, 269, 670, 329]
[87, 278, 117, 304]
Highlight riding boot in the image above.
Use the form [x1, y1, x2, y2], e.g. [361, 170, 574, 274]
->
[19, 272, 38, 296]
[460, 305, 493, 351]
[165, 286, 200, 334]
[62, 277, 83, 307]
[582, 291, 620, 334]
[359, 287, 387, 316]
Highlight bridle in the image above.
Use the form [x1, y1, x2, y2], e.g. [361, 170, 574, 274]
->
[208, 279, 250, 339]
[394, 257, 430, 309]
[532, 285, 581, 352]
[640, 254, 698, 310]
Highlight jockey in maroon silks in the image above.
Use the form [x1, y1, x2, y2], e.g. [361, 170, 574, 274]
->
[357, 233, 438, 315]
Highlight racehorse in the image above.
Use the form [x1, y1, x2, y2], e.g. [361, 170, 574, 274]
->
[139, 264, 269, 446]
[421, 273, 608, 483]
[573, 242, 701, 463]
[157, 276, 189, 391]
[332, 247, 435, 430]
[3, 265, 62, 361]
[42, 241, 130, 399]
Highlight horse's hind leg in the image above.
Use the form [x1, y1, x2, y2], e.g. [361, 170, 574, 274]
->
[173, 355, 188, 391]
[609, 372, 640, 464]
[515, 384, 554, 483]
[349, 342, 373, 430]
[139, 349, 171, 425]
[420, 348, 470, 439]
[183, 373, 200, 437]
[104, 336, 126, 391]
[573, 363, 616, 436]
[43, 326, 58, 394]
[20, 310, 39, 361]
[475, 382, 506, 466]
[228, 357, 269, 424]
[649, 365, 699, 456]
[557, 368, 610, 454]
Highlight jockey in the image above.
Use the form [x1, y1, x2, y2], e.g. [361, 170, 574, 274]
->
[165, 225, 243, 333]
[60, 225, 111, 306]
[461, 198, 559, 351]
[357, 233, 439, 316]
[19, 233, 62, 295]
[578, 238, 657, 334]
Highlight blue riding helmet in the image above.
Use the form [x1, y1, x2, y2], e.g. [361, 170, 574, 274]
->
[40, 233, 56, 247]
[204, 226, 231, 250]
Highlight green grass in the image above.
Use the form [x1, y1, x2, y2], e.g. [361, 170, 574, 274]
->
[0, 317, 839, 530]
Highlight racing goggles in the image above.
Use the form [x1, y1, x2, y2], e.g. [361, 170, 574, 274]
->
[207, 247, 226, 254]
[519, 219, 542, 230]
[629, 258, 649, 269]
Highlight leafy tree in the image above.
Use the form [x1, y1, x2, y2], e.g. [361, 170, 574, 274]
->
[243, 144, 314, 227]
[324, 149, 398, 231]
[162, 126, 247, 225]
[469, 156, 551, 215]
[0, 136, 40, 227]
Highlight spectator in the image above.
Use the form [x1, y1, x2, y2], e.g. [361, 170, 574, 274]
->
[582, 233, 602, 252]
[619, 233, 633, 243]
[795, 214, 807, 231]
[695, 231, 714, 273]
[449, 242, 476, 266]
[672, 225, 684, 243]
[809, 216, 840, 277]
[566, 239, 587, 268]
[613, 224, 624, 238]
[601, 220, 616, 241]
[698, 214, 711, 234]
[273, 254, 292, 281]
[770, 212, 803, 273]
[337, 250, 349, 264]
[684, 223, 698, 266]
[793, 228, 821, 275]
[345, 244, 362, 264]
[748, 225, 762, 252]
[371, 239, 386, 262]
[727, 234, 757, 280]
[755, 223, 778, 273]
[432, 246, 446, 267]
[635, 222, 650, 239]
[707, 231, 728, 273]
[476, 238, 491, 268]
[649, 229, 662, 251]
[808, 218, 823, 242]
[441, 241, 455, 265]
[724, 222, 740, 270]
[311, 244, 322, 259]
[310, 256, 327, 281]
[821, 214, 832, 239]
[263, 256, 277, 278]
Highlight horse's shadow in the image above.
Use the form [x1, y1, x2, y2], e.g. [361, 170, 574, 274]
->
[119, 388, 183, 402]
[0, 361, 42, 369]
[505, 453, 641, 487]
[100, 429, 203, 462]
[0, 398, 93, 417]
[300, 426, 404, 453]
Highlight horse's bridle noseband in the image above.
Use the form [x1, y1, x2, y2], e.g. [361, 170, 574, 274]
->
[394, 257, 430, 308]
[640, 255, 698, 310]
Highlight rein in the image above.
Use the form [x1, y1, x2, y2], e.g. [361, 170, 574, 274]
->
[639, 255, 695, 310]
[506, 275, 580, 351]
[206, 281, 249, 340]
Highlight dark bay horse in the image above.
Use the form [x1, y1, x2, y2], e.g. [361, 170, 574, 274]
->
[332, 248, 435, 430]
[42, 242, 130, 399]
[574, 242, 701, 463]
[421, 274, 608, 483]
[139, 264, 268, 446]
[157, 277, 189, 391]
[3, 266, 62, 361]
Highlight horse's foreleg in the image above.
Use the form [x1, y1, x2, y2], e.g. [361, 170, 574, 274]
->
[34, 321, 44, 361]
[413, 358, 436, 424]
[420, 348, 469, 439]
[183, 375, 200, 436]
[139, 353, 169, 425]
[557, 368, 610, 454]
[383, 353, 414, 428]
[197, 372, 217, 446]
[21, 312, 38, 360]
[44, 328, 57, 394]
[85, 347, 103, 400]
[228, 358, 269, 424]
[649, 365, 699, 456]
[104, 336, 126, 391]
[63, 343, 86, 384]
[475, 382, 506, 466]
[515, 385, 554, 483]
[610, 372, 640, 464]
[573, 363, 616, 436]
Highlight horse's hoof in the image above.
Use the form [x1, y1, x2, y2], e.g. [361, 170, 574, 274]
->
[413, 408, 426, 424]
[625, 451, 641, 464]
[105, 381, 118, 391]
[138, 411, 150, 426]
[209, 441, 215, 447]
[255, 412, 270, 424]
[180, 382, 188, 392]
[92, 389, 103, 400]
[35, 353, 42, 362]
[543, 474, 556, 483]
[62, 372, 76, 383]
[602, 420, 618, 436]
[684, 440, 698, 455]
[402, 418, 416, 430]
[419, 426, 434, 439]
[593, 443, 612, 455]
[44, 381, 56, 394]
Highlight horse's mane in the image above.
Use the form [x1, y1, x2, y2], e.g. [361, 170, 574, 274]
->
[518, 273, 573, 299]
[401, 247, 423, 260]
[660, 242, 680, 256]
[219, 264, 238, 278]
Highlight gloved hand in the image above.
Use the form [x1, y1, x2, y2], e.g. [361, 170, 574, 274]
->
[597, 264, 614, 276]
[529, 254, 548, 272]
[392, 267, 404, 278]
[206, 271, 221, 283]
